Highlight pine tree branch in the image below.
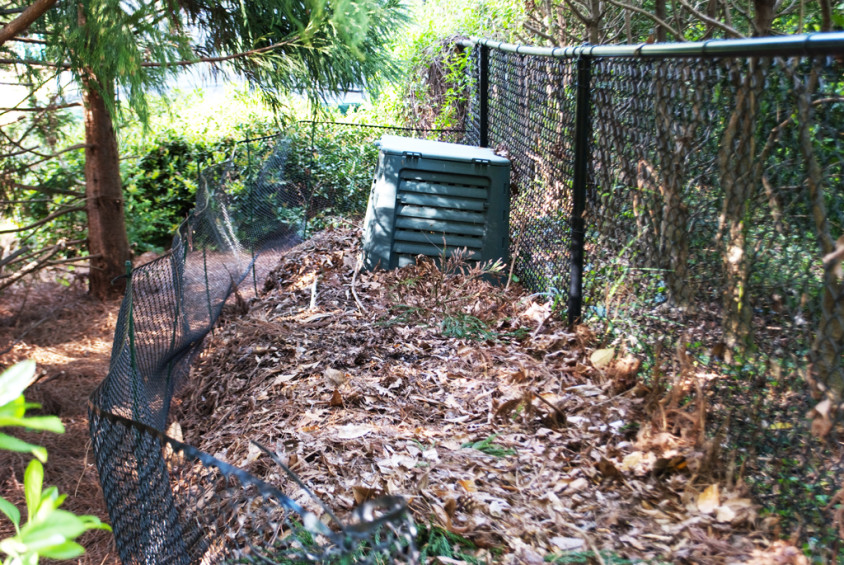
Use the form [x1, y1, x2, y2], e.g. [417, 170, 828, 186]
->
[0, 102, 80, 111]
[0, 71, 61, 120]
[0, 56, 69, 68]
[1, 36, 299, 70]
[0, 0, 57, 48]
[140, 36, 300, 68]
[8, 35, 45, 43]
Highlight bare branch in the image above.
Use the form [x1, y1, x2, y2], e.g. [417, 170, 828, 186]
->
[48, 253, 97, 266]
[9, 35, 45, 43]
[0, 245, 63, 291]
[0, 245, 32, 269]
[606, 0, 684, 39]
[0, 193, 85, 204]
[21, 143, 89, 167]
[11, 183, 83, 196]
[561, 0, 592, 27]
[677, 0, 746, 37]
[523, 22, 558, 43]
[0, 204, 86, 234]
[0, 0, 58, 48]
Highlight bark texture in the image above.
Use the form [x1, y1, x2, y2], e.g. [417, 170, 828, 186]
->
[83, 79, 129, 299]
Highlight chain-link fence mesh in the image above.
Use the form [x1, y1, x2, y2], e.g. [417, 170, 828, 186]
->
[462, 38, 844, 554]
[88, 36, 844, 560]
[88, 124, 461, 564]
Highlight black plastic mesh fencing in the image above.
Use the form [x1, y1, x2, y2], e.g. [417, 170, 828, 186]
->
[88, 128, 449, 564]
[462, 37, 844, 555]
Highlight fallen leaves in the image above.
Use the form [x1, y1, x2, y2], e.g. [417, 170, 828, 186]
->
[697, 484, 720, 514]
[174, 226, 785, 563]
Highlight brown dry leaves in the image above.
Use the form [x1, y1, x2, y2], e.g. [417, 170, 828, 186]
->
[176, 227, 787, 563]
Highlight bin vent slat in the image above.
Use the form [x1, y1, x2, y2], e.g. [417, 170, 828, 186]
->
[400, 180, 488, 199]
[398, 191, 486, 211]
[394, 229, 483, 249]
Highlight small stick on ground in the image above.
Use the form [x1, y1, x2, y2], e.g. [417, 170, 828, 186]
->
[350, 256, 365, 313]
[534, 390, 567, 424]
[563, 522, 607, 565]
[309, 276, 319, 310]
[504, 233, 522, 293]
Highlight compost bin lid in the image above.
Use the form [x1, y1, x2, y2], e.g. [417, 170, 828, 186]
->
[376, 135, 510, 166]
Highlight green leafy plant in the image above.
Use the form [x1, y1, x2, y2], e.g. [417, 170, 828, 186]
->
[0, 361, 62, 463]
[416, 523, 483, 564]
[461, 434, 516, 458]
[545, 550, 637, 564]
[0, 361, 110, 565]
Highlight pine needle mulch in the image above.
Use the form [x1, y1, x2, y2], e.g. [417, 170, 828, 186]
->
[177, 226, 799, 565]
[0, 282, 121, 565]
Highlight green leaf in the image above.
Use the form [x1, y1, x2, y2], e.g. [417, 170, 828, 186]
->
[0, 495, 21, 529]
[33, 489, 65, 523]
[78, 514, 111, 531]
[0, 535, 27, 557]
[19, 510, 88, 550]
[0, 395, 27, 420]
[0, 433, 48, 463]
[24, 459, 43, 523]
[0, 415, 64, 434]
[38, 540, 86, 560]
[0, 361, 36, 407]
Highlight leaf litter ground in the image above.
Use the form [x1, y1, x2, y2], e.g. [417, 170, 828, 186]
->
[177, 226, 803, 565]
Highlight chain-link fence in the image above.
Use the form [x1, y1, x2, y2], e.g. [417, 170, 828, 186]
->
[88, 125, 458, 564]
[460, 34, 844, 554]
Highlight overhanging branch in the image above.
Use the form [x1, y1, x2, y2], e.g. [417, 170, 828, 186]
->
[0, 102, 81, 111]
[0, 0, 58, 48]
[140, 36, 300, 68]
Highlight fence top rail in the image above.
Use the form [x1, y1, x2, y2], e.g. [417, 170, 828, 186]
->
[457, 31, 844, 59]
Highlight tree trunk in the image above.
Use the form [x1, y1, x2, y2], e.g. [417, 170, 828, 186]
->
[83, 78, 129, 299]
[655, 0, 667, 42]
[753, 0, 776, 35]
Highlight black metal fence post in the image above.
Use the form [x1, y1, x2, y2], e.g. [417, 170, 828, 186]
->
[568, 55, 592, 326]
[479, 45, 490, 148]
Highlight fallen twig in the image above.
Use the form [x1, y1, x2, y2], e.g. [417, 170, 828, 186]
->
[309, 276, 319, 310]
[350, 255, 365, 313]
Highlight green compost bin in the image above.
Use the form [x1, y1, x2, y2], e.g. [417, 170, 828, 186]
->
[361, 135, 511, 271]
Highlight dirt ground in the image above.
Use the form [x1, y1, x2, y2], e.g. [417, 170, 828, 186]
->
[0, 280, 121, 565]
